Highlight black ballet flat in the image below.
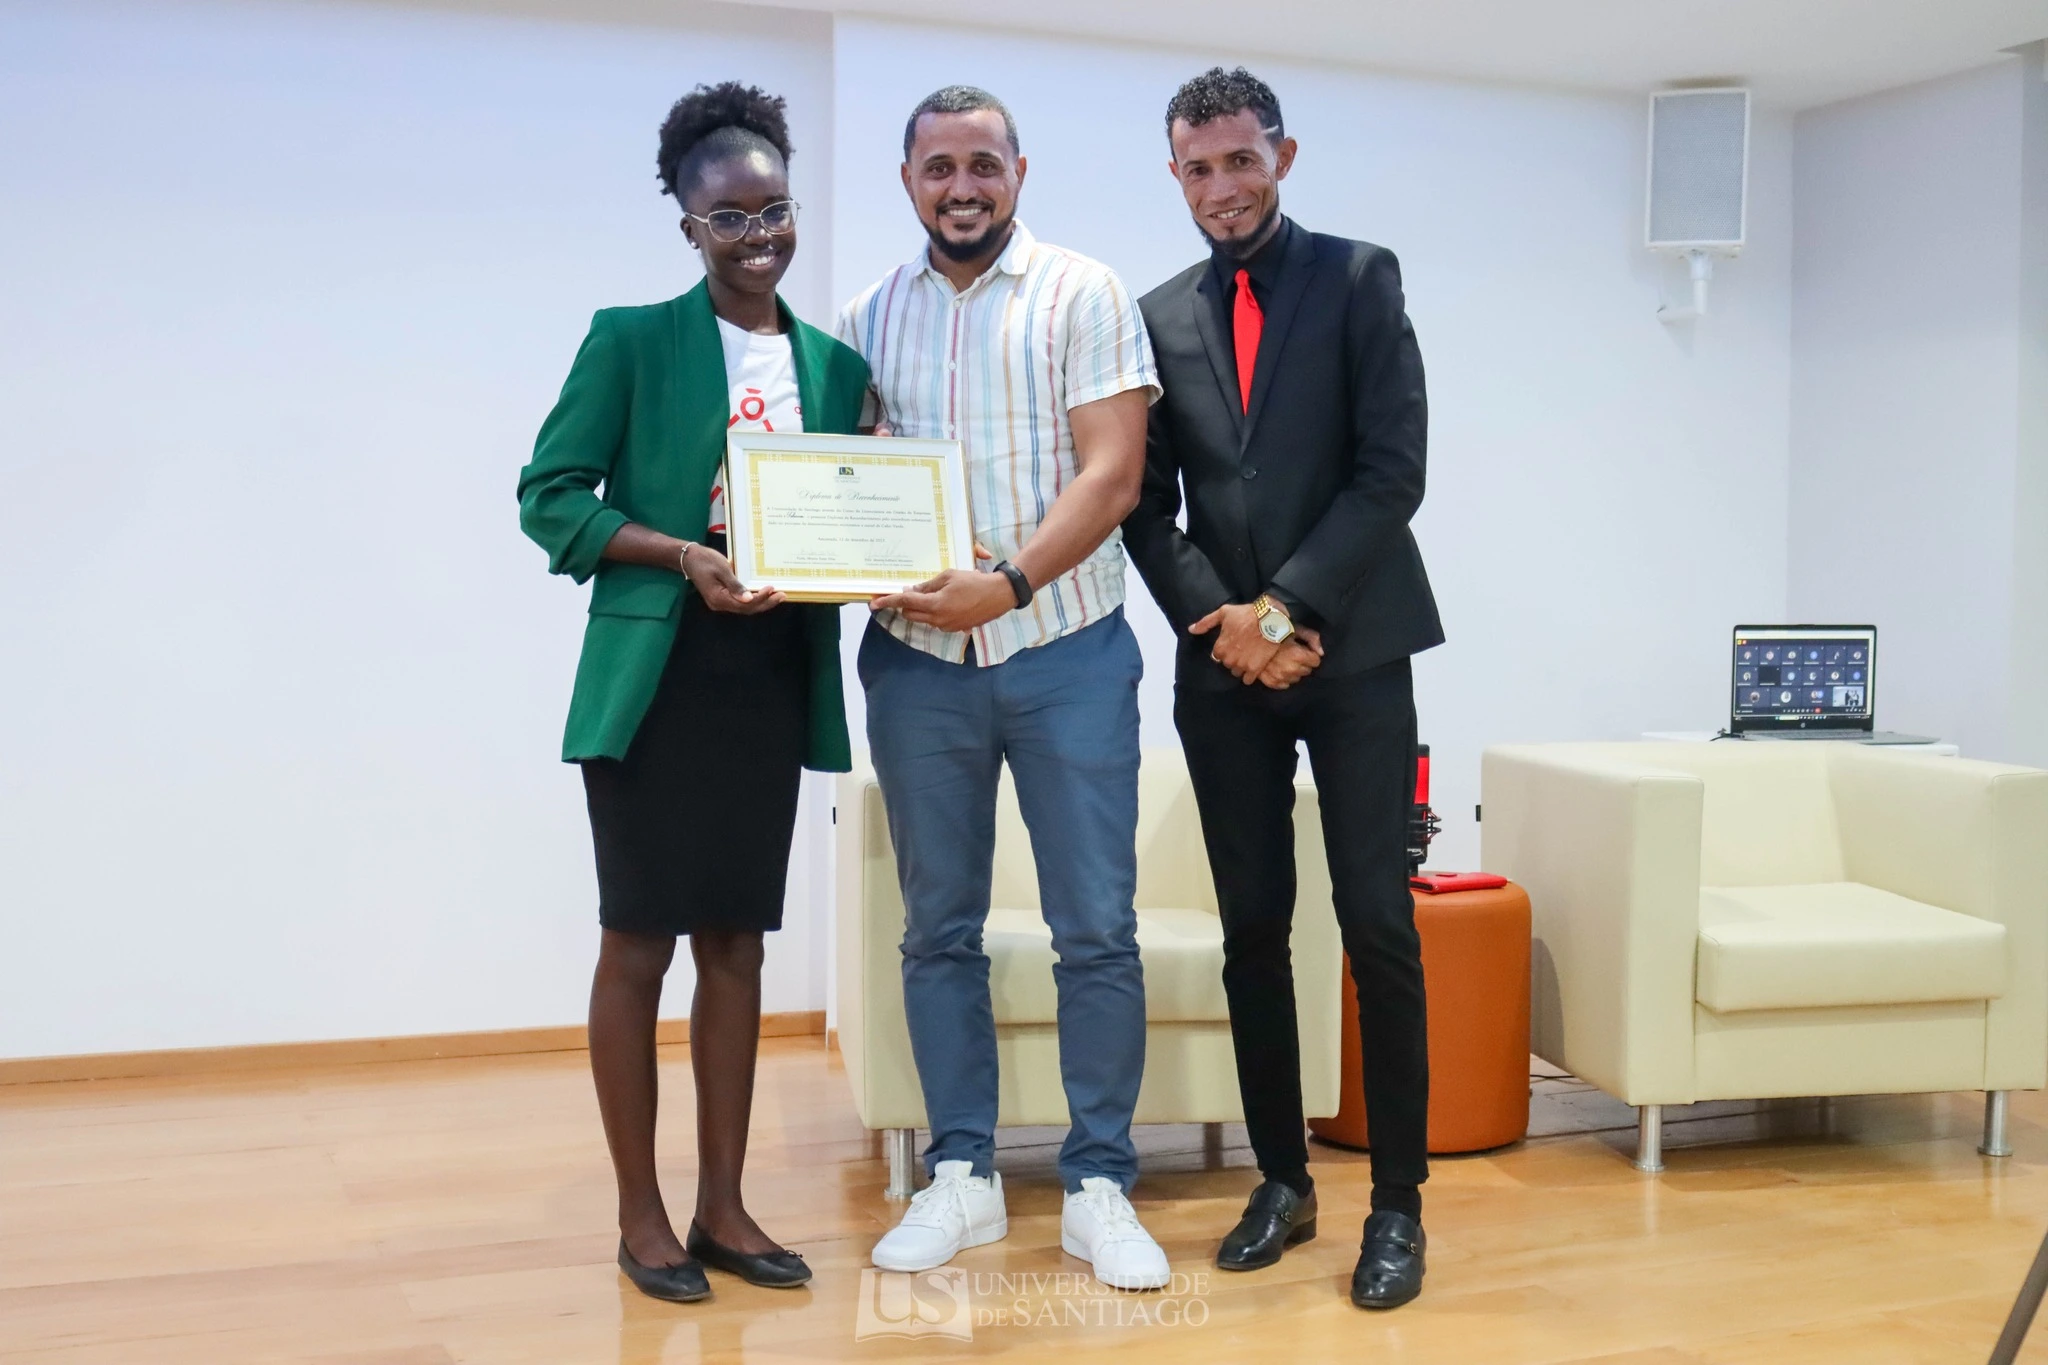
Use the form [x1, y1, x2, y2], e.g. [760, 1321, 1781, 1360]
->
[617, 1238, 711, 1303]
[686, 1222, 813, 1288]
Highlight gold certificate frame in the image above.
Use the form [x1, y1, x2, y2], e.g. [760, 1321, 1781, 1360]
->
[724, 431, 973, 603]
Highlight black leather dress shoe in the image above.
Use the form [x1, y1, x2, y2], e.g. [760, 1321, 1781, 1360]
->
[617, 1238, 711, 1303]
[1216, 1180, 1318, 1271]
[686, 1222, 813, 1289]
[1350, 1211, 1426, 1310]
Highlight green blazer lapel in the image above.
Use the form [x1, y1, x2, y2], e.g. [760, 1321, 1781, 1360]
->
[779, 297, 827, 427]
[672, 281, 730, 517]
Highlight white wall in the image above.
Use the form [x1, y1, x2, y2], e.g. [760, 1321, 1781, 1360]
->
[830, 17, 1795, 869]
[2013, 44, 2048, 770]
[4, 0, 1804, 1059]
[1789, 54, 2042, 763]
[0, 0, 837, 1057]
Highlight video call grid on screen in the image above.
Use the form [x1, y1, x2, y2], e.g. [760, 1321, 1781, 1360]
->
[1733, 628, 1874, 721]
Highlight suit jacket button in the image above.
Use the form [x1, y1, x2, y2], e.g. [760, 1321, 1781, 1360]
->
[1235, 547, 1248, 559]
[1241, 467, 1258, 480]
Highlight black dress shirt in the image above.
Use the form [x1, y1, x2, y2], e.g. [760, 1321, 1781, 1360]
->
[1205, 220, 1314, 624]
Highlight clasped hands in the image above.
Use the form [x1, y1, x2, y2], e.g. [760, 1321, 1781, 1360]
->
[1191, 601, 1325, 690]
[691, 531, 1322, 690]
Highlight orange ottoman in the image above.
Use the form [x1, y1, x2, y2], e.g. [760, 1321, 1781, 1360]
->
[1308, 881, 1531, 1154]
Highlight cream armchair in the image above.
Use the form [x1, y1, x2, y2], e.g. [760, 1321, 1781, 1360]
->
[835, 747, 1342, 1197]
[1481, 741, 2048, 1171]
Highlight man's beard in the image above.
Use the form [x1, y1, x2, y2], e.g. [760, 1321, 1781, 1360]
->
[926, 201, 1016, 263]
[1201, 202, 1281, 260]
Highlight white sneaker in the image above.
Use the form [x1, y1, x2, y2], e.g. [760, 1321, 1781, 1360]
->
[872, 1159, 1008, 1271]
[1061, 1176, 1170, 1290]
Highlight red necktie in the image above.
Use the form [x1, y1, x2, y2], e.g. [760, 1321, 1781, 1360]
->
[1232, 267, 1262, 414]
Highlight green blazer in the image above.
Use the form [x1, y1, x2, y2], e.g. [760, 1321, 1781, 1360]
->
[517, 282, 869, 770]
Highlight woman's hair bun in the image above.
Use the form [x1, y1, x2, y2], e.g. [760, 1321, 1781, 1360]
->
[657, 82, 793, 200]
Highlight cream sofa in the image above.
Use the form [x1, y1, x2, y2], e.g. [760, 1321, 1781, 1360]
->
[1481, 741, 2048, 1171]
[835, 747, 1342, 1196]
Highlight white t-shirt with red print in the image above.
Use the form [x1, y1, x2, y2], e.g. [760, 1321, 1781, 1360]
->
[708, 317, 803, 537]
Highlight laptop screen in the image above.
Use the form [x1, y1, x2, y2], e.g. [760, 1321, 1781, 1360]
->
[1731, 625, 1876, 731]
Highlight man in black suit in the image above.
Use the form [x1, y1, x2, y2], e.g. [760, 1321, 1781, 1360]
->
[1123, 66, 1443, 1311]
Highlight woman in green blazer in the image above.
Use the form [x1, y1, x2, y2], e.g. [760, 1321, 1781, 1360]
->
[517, 84, 867, 1304]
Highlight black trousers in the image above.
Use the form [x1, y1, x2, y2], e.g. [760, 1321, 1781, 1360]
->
[1174, 658, 1429, 1194]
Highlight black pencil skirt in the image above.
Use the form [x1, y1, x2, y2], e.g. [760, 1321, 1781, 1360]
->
[580, 590, 809, 937]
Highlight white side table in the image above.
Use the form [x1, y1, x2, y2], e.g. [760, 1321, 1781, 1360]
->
[1642, 730, 1959, 757]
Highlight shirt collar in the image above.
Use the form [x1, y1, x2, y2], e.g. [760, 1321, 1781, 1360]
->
[917, 220, 1037, 288]
[1209, 214, 1294, 295]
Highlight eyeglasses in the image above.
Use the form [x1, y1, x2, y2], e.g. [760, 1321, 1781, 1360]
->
[684, 200, 799, 243]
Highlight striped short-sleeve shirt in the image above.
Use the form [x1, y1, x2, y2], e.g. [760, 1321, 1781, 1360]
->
[836, 222, 1160, 666]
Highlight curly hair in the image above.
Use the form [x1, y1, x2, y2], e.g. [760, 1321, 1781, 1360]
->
[1163, 67, 1284, 146]
[656, 81, 792, 201]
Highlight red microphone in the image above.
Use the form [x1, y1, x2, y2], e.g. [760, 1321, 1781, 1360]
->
[1406, 743, 1510, 893]
[1407, 744, 1441, 876]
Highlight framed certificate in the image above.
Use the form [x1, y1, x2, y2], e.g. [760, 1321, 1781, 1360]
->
[724, 431, 974, 603]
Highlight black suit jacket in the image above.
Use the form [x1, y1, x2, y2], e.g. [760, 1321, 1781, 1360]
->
[1125, 220, 1444, 687]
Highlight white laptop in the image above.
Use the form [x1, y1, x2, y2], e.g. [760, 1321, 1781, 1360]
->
[1730, 624, 1934, 744]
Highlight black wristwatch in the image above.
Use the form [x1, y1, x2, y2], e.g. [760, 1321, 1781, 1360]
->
[994, 560, 1033, 610]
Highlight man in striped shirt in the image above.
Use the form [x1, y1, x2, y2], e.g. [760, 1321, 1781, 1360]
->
[838, 85, 1167, 1290]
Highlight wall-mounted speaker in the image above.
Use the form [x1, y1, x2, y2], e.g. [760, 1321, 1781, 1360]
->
[1646, 88, 1749, 253]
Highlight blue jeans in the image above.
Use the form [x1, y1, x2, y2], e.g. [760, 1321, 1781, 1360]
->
[858, 611, 1145, 1192]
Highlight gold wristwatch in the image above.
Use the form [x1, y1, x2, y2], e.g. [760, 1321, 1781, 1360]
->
[1253, 594, 1295, 645]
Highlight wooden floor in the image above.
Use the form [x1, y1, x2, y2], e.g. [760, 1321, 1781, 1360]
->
[5, 1039, 2048, 1364]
